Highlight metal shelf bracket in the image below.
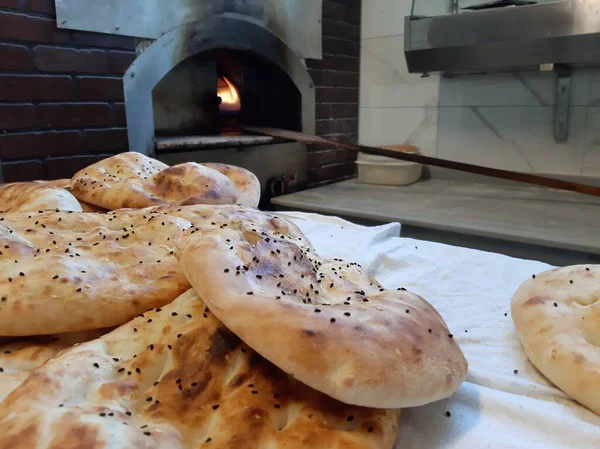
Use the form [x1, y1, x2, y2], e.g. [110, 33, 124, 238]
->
[554, 65, 572, 143]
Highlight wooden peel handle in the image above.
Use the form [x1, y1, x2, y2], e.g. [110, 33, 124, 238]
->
[245, 127, 600, 198]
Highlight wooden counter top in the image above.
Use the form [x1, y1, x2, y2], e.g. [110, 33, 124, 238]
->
[271, 179, 600, 254]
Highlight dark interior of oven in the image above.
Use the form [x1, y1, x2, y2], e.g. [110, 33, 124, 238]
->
[152, 49, 302, 139]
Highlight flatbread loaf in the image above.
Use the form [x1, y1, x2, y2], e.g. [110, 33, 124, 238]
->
[511, 265, 600, 415]
[177, 220, 468, 409]
[0, 328, 109, 402]
[0, 204, 301, 336]
[70, 153, 240, 210]
[0, 182, 83, 213]
[202, 162, 261, 207]
[0, 289, 400, 449]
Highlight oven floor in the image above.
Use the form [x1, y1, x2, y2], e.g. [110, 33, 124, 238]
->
[271, 178, 600, 266]
[155, 135, 288, 152]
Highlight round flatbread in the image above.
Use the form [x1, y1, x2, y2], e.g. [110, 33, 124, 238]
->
[0, 205, 298, 336]
[0, 328, 110, 402]
[70, 153, 240, 210]
[0, 289, 400, 449]
[177, 218, 468, 409]
[0, 182, 82, 213]
[511, 264, 600, 415]
[202, 163, 261, 207]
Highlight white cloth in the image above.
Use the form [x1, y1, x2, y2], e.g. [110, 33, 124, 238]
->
[277, 211, 600, 449]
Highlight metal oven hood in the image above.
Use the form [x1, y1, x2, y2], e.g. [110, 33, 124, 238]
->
[404, 0, 600, 75]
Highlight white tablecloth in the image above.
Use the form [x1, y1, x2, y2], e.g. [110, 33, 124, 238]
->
[277, 211, 600, 449]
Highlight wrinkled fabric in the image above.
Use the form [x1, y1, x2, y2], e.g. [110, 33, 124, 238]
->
[278, 211, 600, 449]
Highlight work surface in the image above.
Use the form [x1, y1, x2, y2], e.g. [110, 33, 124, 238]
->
[278, 211, 600, 449]
[272, 179, 600, 255]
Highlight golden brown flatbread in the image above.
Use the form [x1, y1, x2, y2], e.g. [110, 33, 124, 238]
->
[0, 205, 302, 336]
[0, 289, 400, 449]
[202, 162, 261, 207]
[70, 153, 240, 210]
[177, 218, 468, 409]
[0, 328, 110, 402]
[511, 265, 600, 415]
[0, 182, 82, 213]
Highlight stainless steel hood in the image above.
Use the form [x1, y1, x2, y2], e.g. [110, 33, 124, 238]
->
[404, 0, 600, 75]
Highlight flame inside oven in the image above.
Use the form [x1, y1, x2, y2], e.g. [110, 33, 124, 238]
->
[217, 76, 241, 114]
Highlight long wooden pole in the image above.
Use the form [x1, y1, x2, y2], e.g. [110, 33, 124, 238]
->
[245, 127, 600, 197]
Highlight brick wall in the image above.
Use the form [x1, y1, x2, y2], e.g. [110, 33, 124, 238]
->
[306, 0, 361, 187]
[0, 0, 135, 182]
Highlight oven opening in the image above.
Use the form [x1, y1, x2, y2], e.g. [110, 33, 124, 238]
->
[152, 49, 301, 152]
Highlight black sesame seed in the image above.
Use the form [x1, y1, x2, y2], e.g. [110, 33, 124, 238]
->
[136, 368, 141, 374]
[445, 411, 451, 417]
[344, 312, 351, 317]
[314, 309, 321, 313]
[126, 411, 132, 416]
[368, 426, 374, 433]
[93, 363, 99, 368]
[405, 309, 410, 313]
[347, 415, 354, 422]
[224, 268, 230, 273]
[553, 303, 558, 307]
[448, 334, 453, 339]
[428, 329, 432, 333]
[570, 280, 574, 284]
[532, 274, 536, 279]
[118, 368, 125, 372]
[212, 404, 220, 410]
[146, 397, 152, 402]
[171, 312, 178, 316]
[513, 369, 519, 374]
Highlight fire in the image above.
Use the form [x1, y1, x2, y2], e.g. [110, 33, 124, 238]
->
[217, 76, 241, 113]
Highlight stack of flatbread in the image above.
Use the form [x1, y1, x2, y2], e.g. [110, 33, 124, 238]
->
[0, 153, 469, 448]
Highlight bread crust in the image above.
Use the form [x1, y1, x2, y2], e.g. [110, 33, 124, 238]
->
[177, 219, 468, 408]
[511, 264, 600, 415]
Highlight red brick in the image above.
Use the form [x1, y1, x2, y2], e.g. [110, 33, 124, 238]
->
[0, 0, 21, 9]
[322, 37, 359, 57]
[323, 1, 347, 22]
[0, 104, 34, 130]
[0, 75, 72, 101]
[306, 56, 359, 73]
[307, 161, 355, 184]
[78, 49, 108, 73]
[112, 103, 126, 126]
[316, 103, 358, 120]
[316, 87, 359, 104]
[34, 46, 107, 73]
[45, 155, 116, 180]
[0, 131, 81, 160]
[0, 43, 30, 70]
[347, 7, 361, 26]
[76, 76, 124, 101]
[307, 149, 354, 168]
[323, 19, 360, 41]
[82, 128, 128, 152]
[2, 160, 44, 183]
[0, 11, 69, 44]
[324, 133, 359, 145]
[24, 0, 55, 14]
[315, 118, 358, 135]
[309, 69, 359, 88]
[72, 31, 135, 51]
[107, 51, 136, 74]
[36, 103, 112, 129]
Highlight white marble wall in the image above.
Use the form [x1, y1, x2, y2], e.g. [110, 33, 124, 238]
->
[359, 0, 600, 177]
